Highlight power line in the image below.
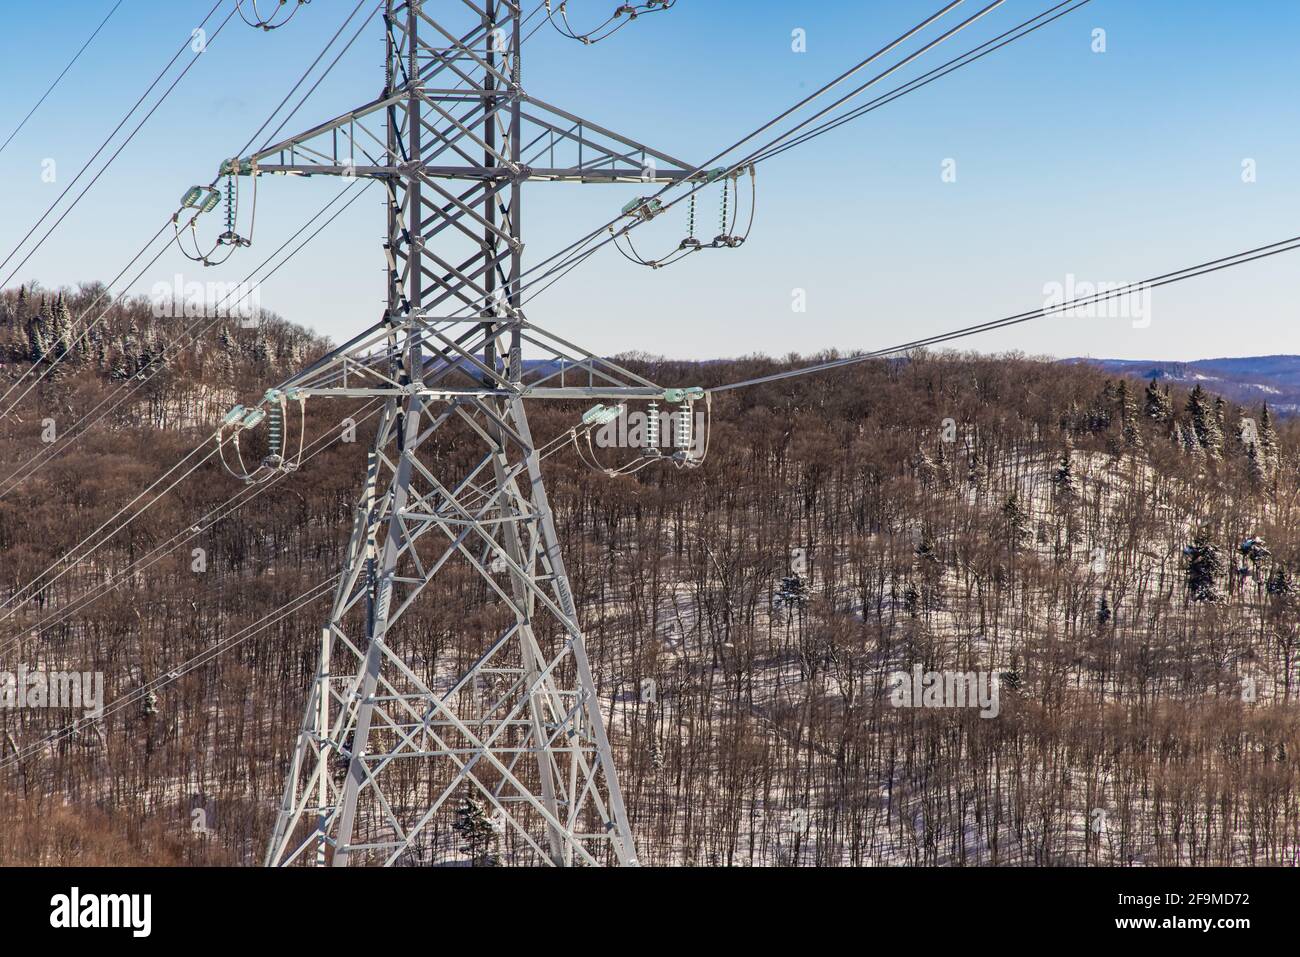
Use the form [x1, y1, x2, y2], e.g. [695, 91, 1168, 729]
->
[0, 215, 179, 417]
[0, 575, 340, 773]
[749, 0, 1092, 166]
[384, 0, 1032, 348]
[0, 0, 126, 159]
[0, 405, 606, 769]
[707, 234, 1300, 395]
[0, 1, 230, 288]
[498, 0, 990, 305]
[0, 400, 384, 663]
[245, 0, 381, 157]
[505, 0, 1081, 313]
[0, 180, 375, 499]
[0, 436, 218, 625]
[0, 1, 391, 410]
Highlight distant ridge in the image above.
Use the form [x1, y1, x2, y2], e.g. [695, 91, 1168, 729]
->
[1064, 355, 1300, 416]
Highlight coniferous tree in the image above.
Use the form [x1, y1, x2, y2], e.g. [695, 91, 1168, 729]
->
[1096, 594, 1112, 627]
[1258, 404, 1279, 472]
[1118, 380, 1142, 449]
[1144, 378, 1173, 422]
[1001, 492, 1030, 547]
[1052, 444, 1078, 506]
[26, 314, 50, 363]
[1187, 385, 1223, 457]
[1184, 528, 1224, 603]
[51, 293, 75, 362]
[452, 796, 498, 866]
[1247, 442, 1269, 487]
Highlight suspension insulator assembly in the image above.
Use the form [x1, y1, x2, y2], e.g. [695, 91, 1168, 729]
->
[237, 0, 312, 32]
[573, 389, 709, 477]
[216, 387, 306, 483]
[175, 159, 257, 266]
[674, 401, 692, 452]
[612, 165, 756, 269]
[547, 0, 676, 46]
[644, 400, 661, 456]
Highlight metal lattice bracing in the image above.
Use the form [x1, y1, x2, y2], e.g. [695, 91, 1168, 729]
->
[258, 0, 696, 866]
[266, 390, 637, 866]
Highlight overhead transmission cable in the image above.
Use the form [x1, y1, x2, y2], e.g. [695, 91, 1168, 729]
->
[0, 576, 341, 772]
[0, 437, 220, 625]
[0, 0, 126, 159]
[526, 0, 1010, 284]
[1, 0, 382, 413]
[0, 0, 537, 492]
[0, 400, 384, 662]
[0, 214, 183, 418]
[749, 0, 1093, 166]
[237, 0, 313, 31]
[545, 0, 675, 45]
[293, 0, 986, 390]
[566, 0, 1090, 279]
[0, 179, 375, 500]
[707, 233, 1300, 395]
[0, 407, 610, 766]
[535, 0, 985, 267]
[388, 0, 1015, 336]
[510, 0, 1085, 310]
[176, 0, 379, 267]
[252, 0, 385, 153]
[0, 1, 234, 291]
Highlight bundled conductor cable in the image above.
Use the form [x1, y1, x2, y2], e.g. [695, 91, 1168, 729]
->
[546, 0, 675, 45]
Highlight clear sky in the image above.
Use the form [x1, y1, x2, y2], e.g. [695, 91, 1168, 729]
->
[1, 0, 1297, 363]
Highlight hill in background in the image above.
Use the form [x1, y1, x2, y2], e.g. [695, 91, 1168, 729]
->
[1067, 355, 1300, 417]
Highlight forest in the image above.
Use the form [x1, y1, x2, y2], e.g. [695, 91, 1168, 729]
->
[1, 281, 1298, 866]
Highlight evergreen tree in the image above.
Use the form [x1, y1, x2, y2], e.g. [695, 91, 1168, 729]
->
[1186, 385, 1223, 457]
[1001, 492, 1030, 547]
[1052, 444, 1078, 506]
[1118, 380, 1142, 449]
[1143, 378, 1173, 422]
[774, 573, 811, 615]
[1258, 404, 1279, 471]
[1238, 536, 1270, 574]
[51, 293, 75, 362]
[452, 796, 498, 866]
[1184, 528, 1223, 603]
[25, 314, 50, 363]
[1266, 566, 1294, 600]
[1247, 442, 1269, 487]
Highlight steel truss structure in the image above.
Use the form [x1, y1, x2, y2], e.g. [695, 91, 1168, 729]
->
[253, 0, 699, 866]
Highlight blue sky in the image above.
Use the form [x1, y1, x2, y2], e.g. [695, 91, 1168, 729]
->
[1, 0, 1298, 362]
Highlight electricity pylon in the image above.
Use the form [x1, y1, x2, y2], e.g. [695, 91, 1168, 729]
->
[240, 0, 699, 866]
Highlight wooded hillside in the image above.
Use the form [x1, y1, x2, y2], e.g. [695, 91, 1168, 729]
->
[2, 284, 1298, 866]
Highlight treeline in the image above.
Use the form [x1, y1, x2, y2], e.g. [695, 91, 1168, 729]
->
[0, 282, 325, 395]
[1, 332, 1299, 865]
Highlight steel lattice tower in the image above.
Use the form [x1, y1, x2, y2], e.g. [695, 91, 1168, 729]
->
[234, 0, 698, 866]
